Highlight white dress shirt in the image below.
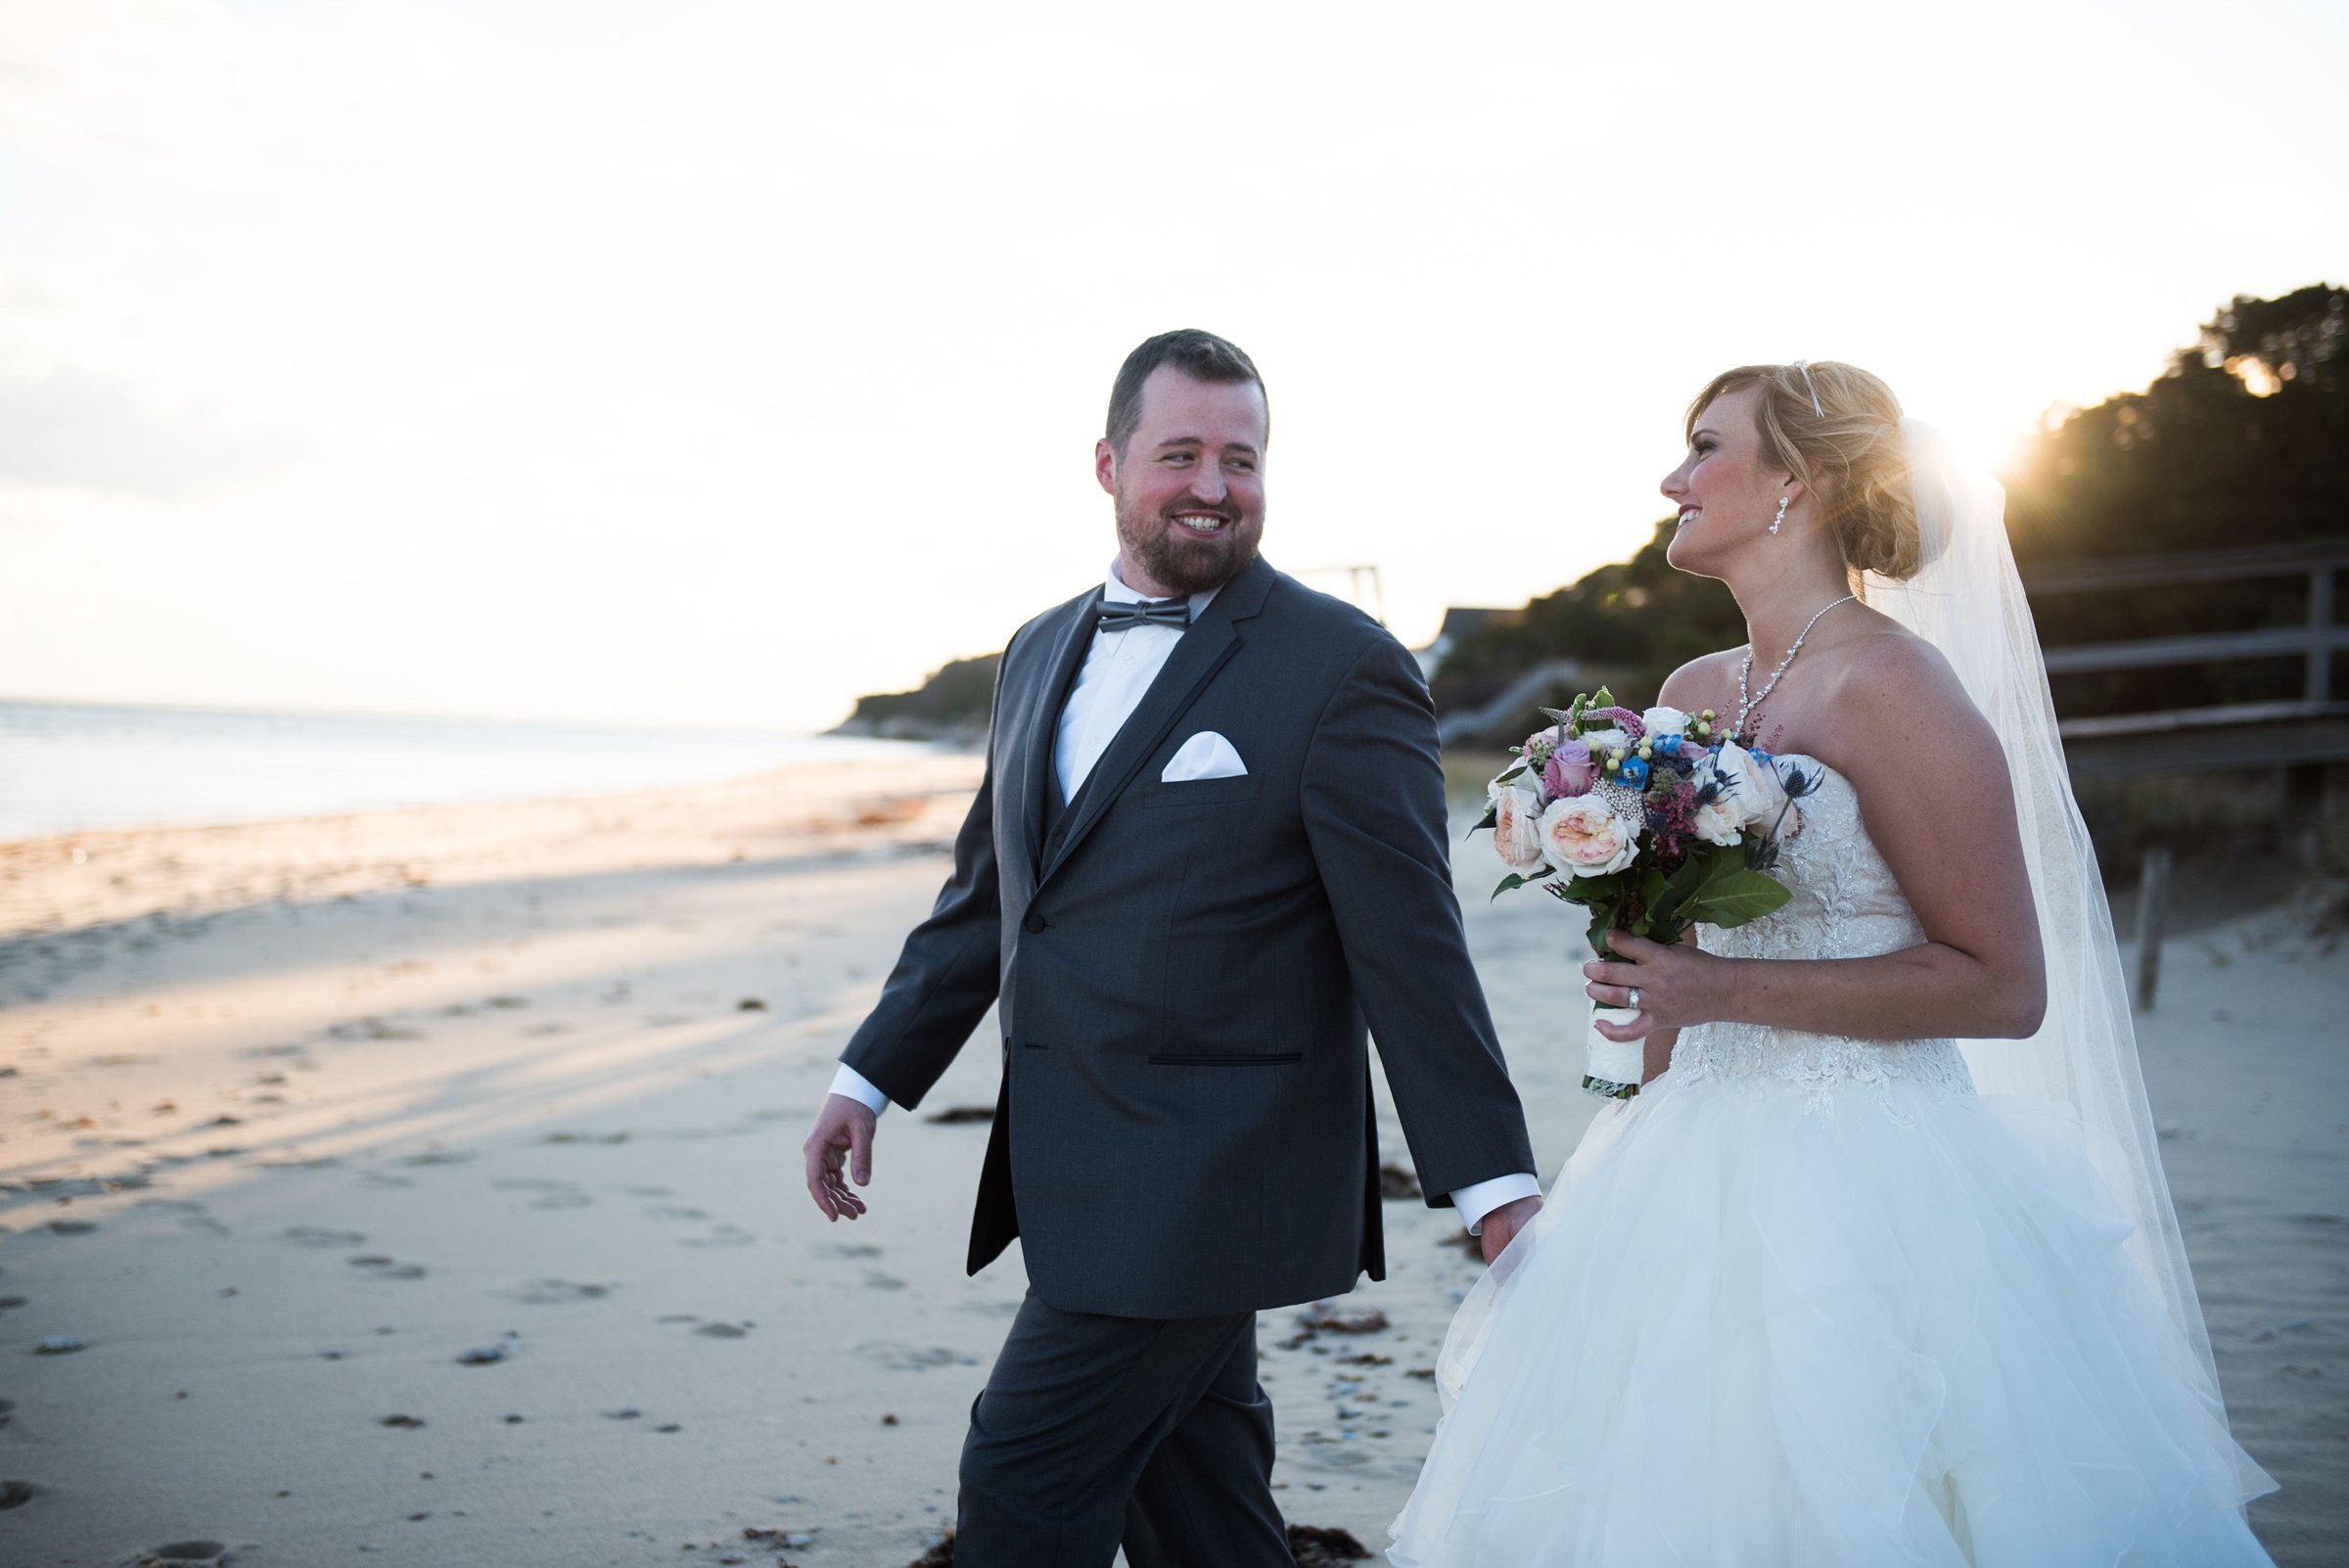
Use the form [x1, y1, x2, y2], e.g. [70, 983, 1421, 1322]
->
[829, 561, 1541, 1235]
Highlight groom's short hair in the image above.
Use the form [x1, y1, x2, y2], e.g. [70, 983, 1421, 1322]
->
[1106, 329, 1267, 457]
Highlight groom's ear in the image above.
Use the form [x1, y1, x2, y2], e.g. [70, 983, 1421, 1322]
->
[1095, 437, 1119, 496]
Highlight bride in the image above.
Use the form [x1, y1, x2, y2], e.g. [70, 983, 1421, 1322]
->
[1388, 362, 2278, 1565]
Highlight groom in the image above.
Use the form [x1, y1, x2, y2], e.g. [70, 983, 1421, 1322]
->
[801, 329, 1540, 1566]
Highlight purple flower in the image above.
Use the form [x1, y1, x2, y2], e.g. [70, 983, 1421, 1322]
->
[1543, 737, 1597, 798]
[1584, 706, 1645, 740]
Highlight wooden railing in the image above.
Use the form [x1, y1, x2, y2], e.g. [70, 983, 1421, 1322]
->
[2023, 540, 2349, 774]
[2021, 540, 2349, 1010]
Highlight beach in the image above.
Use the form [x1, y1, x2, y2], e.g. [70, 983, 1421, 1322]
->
[0, 758, 2340, 1566]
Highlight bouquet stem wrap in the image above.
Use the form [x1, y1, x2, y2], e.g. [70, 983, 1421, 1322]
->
[1584, 1004, 1643, 1099]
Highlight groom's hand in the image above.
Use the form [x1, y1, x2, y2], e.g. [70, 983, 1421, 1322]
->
[803, 1093, 877, 1222]
[1478, 1194, 1543, 1264]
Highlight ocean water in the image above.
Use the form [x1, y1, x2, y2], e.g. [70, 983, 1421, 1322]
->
[0, 700, 931, 841]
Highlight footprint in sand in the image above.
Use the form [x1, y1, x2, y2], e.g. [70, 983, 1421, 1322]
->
[398, 1148, 475, 1167]
[135, 1543, 233, 1567]
[492, 1179, 594, 1211]
[659, 1314, 754, 1338]
[679, 1224, 754, 1249]
[815, 1242, 884, 1260]
[645, 1203, 711, 1222]
[506, 1279, 615, 1306]
[855, 1343, 980, 1372]
[349, 1256, 428, 1280]
[284, 1226, 366, 1248]
[328, 1017, 424, 1042]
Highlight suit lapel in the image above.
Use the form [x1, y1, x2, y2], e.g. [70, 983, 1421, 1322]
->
[1038, 558, 1276, 887]
[1020, 590, 1102, 877]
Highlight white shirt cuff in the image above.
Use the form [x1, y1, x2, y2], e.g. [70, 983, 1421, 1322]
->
[1451, 1172, 1541, 1236]
[827, 1063, 890, 1117]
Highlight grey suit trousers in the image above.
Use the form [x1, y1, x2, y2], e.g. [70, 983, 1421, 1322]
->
[955, 1290, 1293, 1568]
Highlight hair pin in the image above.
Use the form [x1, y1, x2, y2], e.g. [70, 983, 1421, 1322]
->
[1789, 358, 1823, 417]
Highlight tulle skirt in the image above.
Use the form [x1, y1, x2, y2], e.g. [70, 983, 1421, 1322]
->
[1388, 1057, 2277, 1567]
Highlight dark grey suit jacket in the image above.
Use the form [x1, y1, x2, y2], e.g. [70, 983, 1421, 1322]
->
[841, 556, 1535, 1318]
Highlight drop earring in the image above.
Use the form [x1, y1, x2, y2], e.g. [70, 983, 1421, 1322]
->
[1771, 496, 1788, 534]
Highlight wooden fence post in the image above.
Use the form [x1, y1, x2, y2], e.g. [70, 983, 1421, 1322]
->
[2132, 847, 2174, 1014]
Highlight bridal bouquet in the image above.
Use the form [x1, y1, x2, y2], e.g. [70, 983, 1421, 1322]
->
[1472, 687, 1817, 1099]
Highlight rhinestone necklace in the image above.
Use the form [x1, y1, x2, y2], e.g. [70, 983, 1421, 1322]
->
[1736, 594, 1857, 740]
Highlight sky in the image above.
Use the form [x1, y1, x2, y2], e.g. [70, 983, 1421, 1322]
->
[2, 0, 2344, 733]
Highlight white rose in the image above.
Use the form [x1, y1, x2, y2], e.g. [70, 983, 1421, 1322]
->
[1538, 794, 1641, 877]
[1712, 739, 1791, 830]
[1639, 705, 1692, 742]
[1689, 792, 1745, 847]
[1489, 780, 1548, 871]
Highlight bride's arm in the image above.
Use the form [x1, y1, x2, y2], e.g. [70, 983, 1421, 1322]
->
[1589, 633, 2049, 1043]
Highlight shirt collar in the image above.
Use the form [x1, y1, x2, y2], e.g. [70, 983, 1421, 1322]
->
[1105, 558, 1222, 619]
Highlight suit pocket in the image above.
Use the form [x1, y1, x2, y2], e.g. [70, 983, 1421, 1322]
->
[1147, 1052, 1302, 1067]
[1135, 774, 1265, 808]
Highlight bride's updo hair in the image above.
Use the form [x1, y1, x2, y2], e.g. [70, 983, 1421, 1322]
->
[1685, 361, 1921, 580]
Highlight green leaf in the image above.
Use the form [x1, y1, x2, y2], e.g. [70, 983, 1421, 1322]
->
[1586, 909, 1615, 960]
[1491, 866, 1552, 900]
[1686, 868, 1793, 925]
[1467, 803, 1497, 838]
[1645, 852, 1712, 924]
[1493, 763, 1527, 785]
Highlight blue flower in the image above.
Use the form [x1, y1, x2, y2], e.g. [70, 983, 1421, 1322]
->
[1654, 732, 1682, 753]
[1618, 757, 1650, 788]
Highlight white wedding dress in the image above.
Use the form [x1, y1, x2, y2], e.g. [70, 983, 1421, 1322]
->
[1388, 756, 2278, 1567]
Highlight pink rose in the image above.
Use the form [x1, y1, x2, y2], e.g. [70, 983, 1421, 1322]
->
[1489, 781, 1548, 871]
[1542, 738, 1597, 799]
[1538, 795, 1641, 877]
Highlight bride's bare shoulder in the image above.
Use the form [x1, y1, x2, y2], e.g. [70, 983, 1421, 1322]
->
[1658, 648, 1744, 715]
[1821, 624, 1987, 742]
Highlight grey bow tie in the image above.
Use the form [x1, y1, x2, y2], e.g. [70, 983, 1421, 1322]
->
[1096, 598, 1190, 633]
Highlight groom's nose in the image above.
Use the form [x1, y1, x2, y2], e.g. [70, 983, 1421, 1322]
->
[1186, 463, 1229, 503]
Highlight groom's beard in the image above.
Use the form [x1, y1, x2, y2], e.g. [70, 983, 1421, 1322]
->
[1115, 495, 1264, 596]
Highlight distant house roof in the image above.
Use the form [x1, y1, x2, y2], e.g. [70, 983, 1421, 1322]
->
[1435, 607, 1509, 644]
[1413, 606, 1517, 677]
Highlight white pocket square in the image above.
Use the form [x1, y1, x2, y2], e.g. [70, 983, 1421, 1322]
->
[1161, 731, 1249, 783]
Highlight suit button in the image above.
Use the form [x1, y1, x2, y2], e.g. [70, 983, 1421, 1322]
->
[1023, 911, 1048, 934]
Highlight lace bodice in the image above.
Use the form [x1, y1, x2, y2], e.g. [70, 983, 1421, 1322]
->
[1669, 757, 1975, 1118]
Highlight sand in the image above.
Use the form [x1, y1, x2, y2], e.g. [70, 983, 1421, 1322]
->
[0, 758, 2339, 1566]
